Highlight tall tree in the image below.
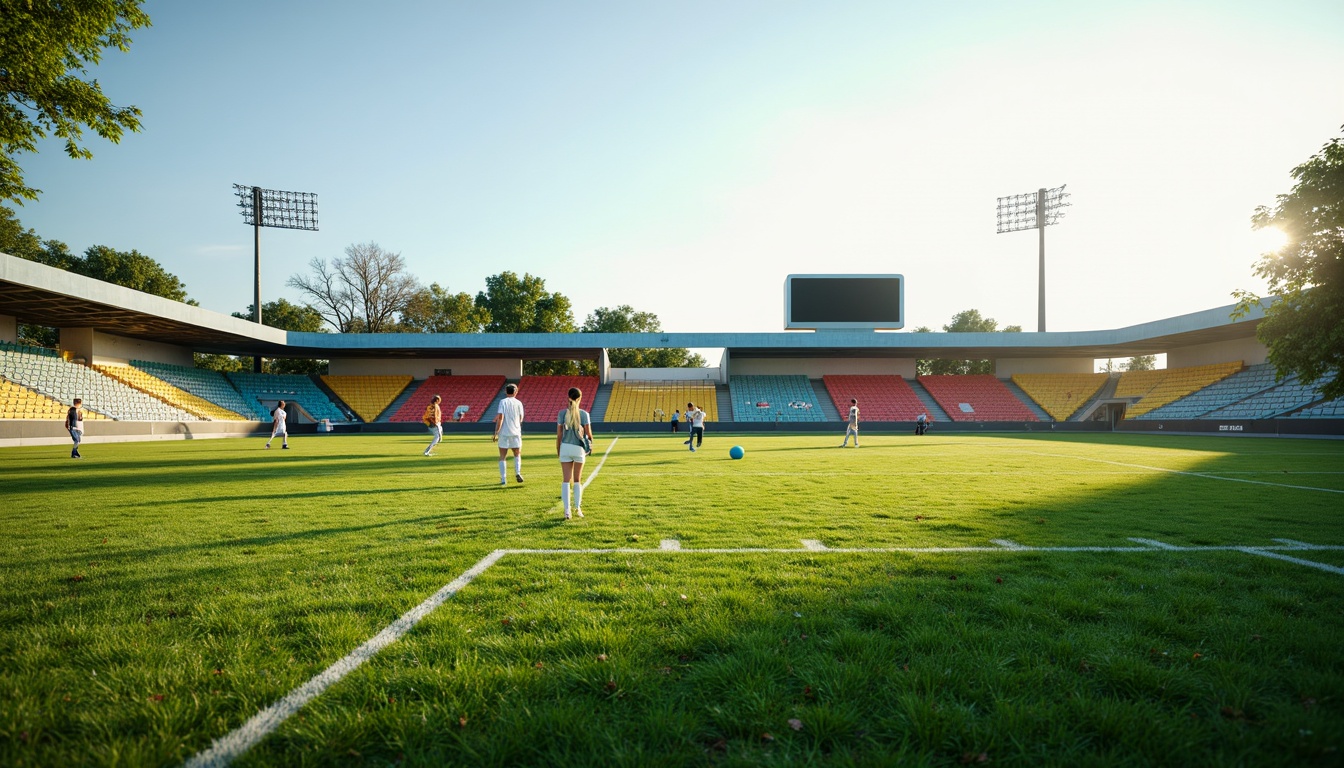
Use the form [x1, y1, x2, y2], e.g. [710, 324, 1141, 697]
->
[76, 244, 189, 301]
[231, 298, 328, 374]
[581, 304, 706, 368]
[915, 309, 1022, 375]
[287, 242, 421, 333]
[399, 282, 490, 333]
[1234, 127, 1344, 400]
[475, 271, 578, 374]
[0, 0, 150, 204]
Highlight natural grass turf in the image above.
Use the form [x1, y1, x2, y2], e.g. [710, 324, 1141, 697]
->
[0, 432, 1341, 766]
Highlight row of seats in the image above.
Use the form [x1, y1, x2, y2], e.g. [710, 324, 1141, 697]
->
[132, 360, 261, 419]
[1012, 373, 1109, 421]
[1118, 362, 1243, 418]
[1205, 374, 1328, 420]
[321, 376, 412, 422]
[96, 365, 248, 421]
[919, 375, 1038, 422]
[605, 381, 719, 422]
[225, 372, 347, 423]
[516, 376, 600, 423]
[822, 375, 930, 421]
[1, 376, 104, 420]
[1, 346, 198, 421]
[729, 375, 826, 422]
[389, 375, 504, 423]
[1137, 364, 1281, 420]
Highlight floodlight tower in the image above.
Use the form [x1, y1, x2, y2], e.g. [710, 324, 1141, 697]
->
[996, 184, 1069, 332]
[233, 184, 319, 371]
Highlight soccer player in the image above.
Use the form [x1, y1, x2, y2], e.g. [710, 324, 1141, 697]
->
[492, 383, 524, 484]
[423, 395, 442, 456]
[684, 401, 705, 452]
[265, 400, 289, 449]
[840, 398, 860, 447]
[65, 398, 85, 459]
[556, 386, 593, 520]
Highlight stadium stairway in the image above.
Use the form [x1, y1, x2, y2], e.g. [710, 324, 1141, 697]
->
[377, 379, 424, 422]
[480, 382, 512, 423]
[908, 379, 950, 422]
[590, 383, 613, 422]
[810, 379, 842, 421]
[1002, 378, 1052, 422]
[715, 383, 734, 422]
[1070, 375, 1121, 421]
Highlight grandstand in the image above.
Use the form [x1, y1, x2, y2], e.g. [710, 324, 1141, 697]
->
[321, 375, 413, 422]
[389, 375, 505, 424]
[96, 364, 248, 420]
[605, 380, 719, 423]
[1012, 373, 1109, 421]
[516, 376, 599, 422]
[1117, 362, 1243, 418]
[822, 375, 930, 421]
[729, 375, 826, 422]
[1136, 364, 1281, 420]
[1, 375, 99, 420]
[918, 375, 1039, 422]
[225, 371, 347, 423]
[1204, 374, 1330, 420]
[1, 341, 198, 421]
[131, 360, 260, 419]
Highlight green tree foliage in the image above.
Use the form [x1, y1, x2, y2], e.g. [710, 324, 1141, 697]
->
[0, 0, 150, 203]
[77, 244, 189, 301]
[1234, 128, 1344, 400]
[0, 205, 68, 346]
[581, 304, 706, 368]
[475, 271, 578, 374]
[230, 299, 328, 374]
[192, 352, 245, 373]
[1124, 355, 1157, 372]
[399, 282, 490, 333]
[915, 309, 1022, 375]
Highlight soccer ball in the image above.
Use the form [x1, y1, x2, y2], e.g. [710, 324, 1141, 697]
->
[729, 445, 745, 460]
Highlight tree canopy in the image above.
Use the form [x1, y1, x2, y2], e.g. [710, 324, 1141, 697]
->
[914, 309, 1022, 375]
[399, 282, 490, 333]
[227, 298, 328, 374]
[475, 271, 576, 334]
[581, 304, 706, 368]
[1234, 127, 1344, 401]
[0, 0, 150, 204]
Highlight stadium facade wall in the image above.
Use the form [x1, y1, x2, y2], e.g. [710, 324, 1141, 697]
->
[1167, 337, 1268, 369]
[610, 367, 723, 382]
[58, 328, 194, 366]
[1118, 418, 1343, 437]
[729, 357, 917, 378]
[994, 357, 1095, 376]
[0, 418, 266, 448]
[328, 358, 522, 378]
[0, 314, 15, 344]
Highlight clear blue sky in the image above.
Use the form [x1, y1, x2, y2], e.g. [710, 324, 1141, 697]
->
[12, 0, 1344, 354]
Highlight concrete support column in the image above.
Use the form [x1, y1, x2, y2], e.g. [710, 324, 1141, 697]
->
[0, 314, 16, 344]
[59, 327, 95, 364]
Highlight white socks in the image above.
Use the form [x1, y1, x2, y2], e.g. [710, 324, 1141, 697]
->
[573, 483, 582, 509]
[499, 460, 507, 482]
[515, 456, 522, 476]
[561, 483, 570, 513]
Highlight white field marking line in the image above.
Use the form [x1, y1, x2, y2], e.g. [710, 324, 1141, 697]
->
[660, 539, 681, 551]
[991, 539, 1028, 550]
[183, 549, 506, 768]
[1239, 548, 1344, 575]
[1019, 450, 1344, 495]
[1129, 537, 1181, 550]
[801, 539, 828, 551]
[547, 437, 619, 515]
[1273, 538, 1313, 548]
[187, 535, 1344, 766]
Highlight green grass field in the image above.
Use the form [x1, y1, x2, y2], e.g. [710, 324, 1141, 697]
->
[1, 432, 1342, 767]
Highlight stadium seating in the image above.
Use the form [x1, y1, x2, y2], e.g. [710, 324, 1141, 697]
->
[1135, 363, 1280, 419]
[1204, 374, 1329, 419]
[1, 375, 101, 420]
[605, 381, 718, 422]
[1118, 362, 1243, 418]
[389, 375, 505, 423]
[517, 376, 600, 422]
[95, 365, 248, 420]
[1012, 373, 1109, 421]
[321, 376, 413, 422]
[0, 342, 198, 421]
[225, 372, 347, 422]
[917, 375, 1039, 422]
[822, 375, 930, 421]
[131, 360, 260, 419]
[728, 375, 827, 422]
[1290, 396, 1344, 419]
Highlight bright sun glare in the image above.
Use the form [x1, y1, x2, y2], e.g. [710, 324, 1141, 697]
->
[1252, 227, 1289, 254]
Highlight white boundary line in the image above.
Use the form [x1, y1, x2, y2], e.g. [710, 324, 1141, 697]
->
[186, 534, 1344, 767]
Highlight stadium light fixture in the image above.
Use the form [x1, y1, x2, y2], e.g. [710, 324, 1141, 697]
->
[232, 184, 319, 371]
[996, 184, 1069, 332]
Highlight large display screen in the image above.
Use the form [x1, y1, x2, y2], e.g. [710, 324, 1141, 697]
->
[785, 274, 904, 330]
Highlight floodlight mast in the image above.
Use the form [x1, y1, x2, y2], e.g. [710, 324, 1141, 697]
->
[233, 184, 319, 372]
[996, 184, 1069, 332]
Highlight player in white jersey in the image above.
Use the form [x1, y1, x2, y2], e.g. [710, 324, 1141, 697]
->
[840, 398, 860, 447]
[266, 401, 289, 449]
[492, 383, 525, 484]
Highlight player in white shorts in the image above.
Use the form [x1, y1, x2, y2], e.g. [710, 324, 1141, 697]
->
[840, 398, 860, 447]
[266, 400, 289, 449]
[492, 383, 525, 484]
